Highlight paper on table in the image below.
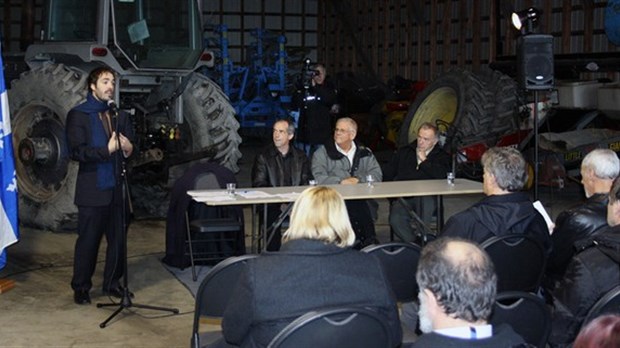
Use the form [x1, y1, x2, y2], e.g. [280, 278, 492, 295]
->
[236, 190, 273, 198]
[276, 192, 301, 200]
[187, 190, 226, 197]
[192, 195, 236, 202]
[533, 200, 554, 234]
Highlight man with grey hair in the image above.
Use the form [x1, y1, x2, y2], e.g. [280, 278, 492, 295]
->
[312, 117, 383, 247]
[545, 148, 619, 287]
[409, 237, 526, 347]
[441, 147, 552, 254]
[252, 117, 312, 250]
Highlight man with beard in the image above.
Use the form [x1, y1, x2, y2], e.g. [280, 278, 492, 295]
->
[409, 238, 526, 347]
[66, 67, 135, 304]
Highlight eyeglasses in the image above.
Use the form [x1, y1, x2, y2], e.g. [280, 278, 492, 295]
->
[335, 128, 351, 134]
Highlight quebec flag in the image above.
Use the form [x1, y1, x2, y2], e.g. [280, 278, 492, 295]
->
[0, 46, 19, 270]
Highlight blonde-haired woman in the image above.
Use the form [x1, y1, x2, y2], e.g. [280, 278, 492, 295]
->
[218, 186, 402, 348]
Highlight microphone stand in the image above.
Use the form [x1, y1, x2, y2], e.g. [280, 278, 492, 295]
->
[97, 103, 179, 328]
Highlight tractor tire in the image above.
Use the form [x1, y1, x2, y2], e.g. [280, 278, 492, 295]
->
[181, 73, 242, 172]
[399, 68, 496, 150]
[478, 67, 520, 144]
[9, 63, 87, 231]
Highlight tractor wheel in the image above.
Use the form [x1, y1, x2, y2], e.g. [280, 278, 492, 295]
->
[9, 63, 87, 231]
[478, 67, 521, 145]
[399, 68, 496, 150]
[181, 73, 242, 173]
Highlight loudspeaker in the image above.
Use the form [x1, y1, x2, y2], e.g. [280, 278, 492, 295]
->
[517, 34, 554, 90]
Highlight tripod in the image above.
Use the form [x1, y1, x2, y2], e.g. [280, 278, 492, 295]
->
[97, 106, 179, 328]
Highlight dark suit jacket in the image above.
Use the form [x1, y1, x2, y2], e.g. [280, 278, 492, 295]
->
[65, 108, 135, 207]
[221, 239, 402, 348]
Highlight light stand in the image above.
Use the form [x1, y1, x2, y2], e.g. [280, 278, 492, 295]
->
[97, 104, 179, 328]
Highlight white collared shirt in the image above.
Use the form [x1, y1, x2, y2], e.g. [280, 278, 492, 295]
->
[434, 324, 493, 340]
[336, 142, 357, 167]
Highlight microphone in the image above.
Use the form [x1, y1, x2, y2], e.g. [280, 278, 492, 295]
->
[107, 99, 118, 116]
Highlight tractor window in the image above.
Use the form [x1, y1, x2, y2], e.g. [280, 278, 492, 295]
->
[46, 0, 97, 41]
[112, 0, 203, 69]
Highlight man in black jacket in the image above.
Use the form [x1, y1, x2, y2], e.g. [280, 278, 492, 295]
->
[384, 122, 450, 242]
[441, 147, 552, 255]
[548, 176, 620, 347]
[545, 149, 619, 288]
[251, 118, 311, 250]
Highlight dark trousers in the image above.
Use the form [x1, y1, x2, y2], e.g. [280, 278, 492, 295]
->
[345, 200, 376, 242]
[71, 203, 125, 292]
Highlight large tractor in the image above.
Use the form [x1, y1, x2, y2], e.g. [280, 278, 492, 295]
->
[9, 0, 241, 231]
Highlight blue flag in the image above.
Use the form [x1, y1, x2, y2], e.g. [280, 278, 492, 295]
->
[0, 45, 19, 270]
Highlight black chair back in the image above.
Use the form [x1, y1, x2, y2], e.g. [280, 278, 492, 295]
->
[267, 307, 392, 348]
[191, 254, 258, 348]
[490, 291, 551, 348]
[480, 234, 546, 293]
[185, 172, 245, 280]
[582, 285, 620, 327]
[362, 242, 421, 302]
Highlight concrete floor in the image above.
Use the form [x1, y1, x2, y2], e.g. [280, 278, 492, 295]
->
[0, 140, 581, 347]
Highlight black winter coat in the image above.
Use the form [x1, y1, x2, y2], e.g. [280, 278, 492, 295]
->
[548, 227, 620, 347]
[441, 192, 553, 255]
[545, 193, 608, 285]
[221, 239, 402, 348]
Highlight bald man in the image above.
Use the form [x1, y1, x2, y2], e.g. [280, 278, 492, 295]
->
[408, 238, 526, 347]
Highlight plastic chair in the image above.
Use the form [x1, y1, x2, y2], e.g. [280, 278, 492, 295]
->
[186, 172, 245, 281]
[480, 234, 546, 293]
[581, 285, 620, 327]
[490, 291, 551, 348]
[191, 254, 258, 348]
[362, 242, 421, 302]
[267, 307, 392, 348]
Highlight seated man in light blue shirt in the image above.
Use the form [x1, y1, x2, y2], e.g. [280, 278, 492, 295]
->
[408, 238, 526, 347]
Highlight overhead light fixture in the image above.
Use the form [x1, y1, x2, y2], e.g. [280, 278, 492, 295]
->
[511, 7, 541, 34]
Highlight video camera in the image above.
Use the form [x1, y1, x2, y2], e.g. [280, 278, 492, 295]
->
[301, 58, 319, 90]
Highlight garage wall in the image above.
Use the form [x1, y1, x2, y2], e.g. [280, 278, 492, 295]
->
[318, 0, 619, 81]
[1, 0, 618, 83]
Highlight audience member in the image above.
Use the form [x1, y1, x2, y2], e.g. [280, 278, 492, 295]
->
[573, 314, 620, 348]
[408, 237, 526, 347]
[384, 122, 450, 242]
[312, 117, 383, 247]
[441, 146, 552, 254]
[548, 176, 620, 347]
[545, 149, 619, 287]
[219, 186, 402, 347]
[251, 118, 312, 250]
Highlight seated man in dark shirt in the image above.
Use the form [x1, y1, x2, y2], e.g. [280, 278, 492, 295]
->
[408, 237, 526, 347]
[251, 118, 311, 250]
[545, 148, 618, 287]
[383, 122, 450, 242]
[441, 146, 552, 255]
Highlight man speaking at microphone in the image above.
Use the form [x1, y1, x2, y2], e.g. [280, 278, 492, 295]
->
[66, 67, 135, 305]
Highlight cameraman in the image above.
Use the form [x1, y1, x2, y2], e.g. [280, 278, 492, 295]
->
[295, 63, 338, 155]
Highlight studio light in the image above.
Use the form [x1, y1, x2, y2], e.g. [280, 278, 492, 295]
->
[511, 7, 541, 34]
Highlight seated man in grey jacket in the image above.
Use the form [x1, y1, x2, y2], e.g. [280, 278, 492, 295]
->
[312, 117, 383, 247]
